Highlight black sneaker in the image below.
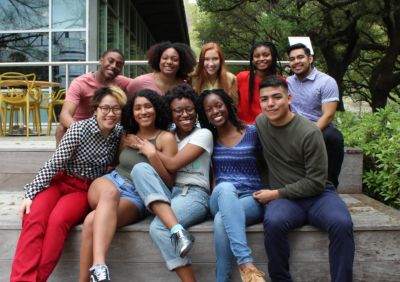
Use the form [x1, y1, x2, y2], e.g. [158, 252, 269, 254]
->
[90, 264, 110, 282]
[171, 229, 195, 258]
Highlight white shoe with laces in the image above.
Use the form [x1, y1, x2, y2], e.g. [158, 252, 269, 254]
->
[90, 264, 110, 282]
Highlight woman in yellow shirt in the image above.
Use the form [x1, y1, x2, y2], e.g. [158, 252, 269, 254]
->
[191, 42, 238, 104]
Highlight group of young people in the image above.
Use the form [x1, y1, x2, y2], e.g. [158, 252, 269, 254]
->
[10, 40, 354, 282]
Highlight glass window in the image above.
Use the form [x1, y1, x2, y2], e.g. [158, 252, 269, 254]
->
[99, 2, 107, 55]
[0, 0, 48, 30]
[130, 6, 136, 33]
[54, 64, 85, 88]
[107, 8, 118, 51]
[0, 33, 48, 62]
[52, 0, 86, 29]
[108, 0, 118, 13]
[118, 22, 124, 51]
[52, 31, 86, 88]
[52, 31, 86, 61]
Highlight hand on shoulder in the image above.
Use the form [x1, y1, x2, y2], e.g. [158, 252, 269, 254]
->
[157, 131, 178, 155]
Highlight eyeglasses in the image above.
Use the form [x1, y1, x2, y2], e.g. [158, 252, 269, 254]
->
[98, 105, 122, 115]
[172, 107, 196, 116]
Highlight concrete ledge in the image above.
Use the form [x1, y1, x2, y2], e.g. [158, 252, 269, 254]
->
[0, 147, 363, 193]
[1, 192, 399, 282]
[338, 147, 363, 194]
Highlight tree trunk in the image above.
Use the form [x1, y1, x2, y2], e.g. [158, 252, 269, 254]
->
[323, 58, 347, 112]
[370, 87, 389, 111]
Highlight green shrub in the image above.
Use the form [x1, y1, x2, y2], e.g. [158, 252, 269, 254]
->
[335, 104, 400, 208]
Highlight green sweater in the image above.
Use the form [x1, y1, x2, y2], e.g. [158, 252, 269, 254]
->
[255, 114, 328, 199]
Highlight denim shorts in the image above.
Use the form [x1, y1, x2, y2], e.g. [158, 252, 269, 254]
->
[102, 170, 146, 217]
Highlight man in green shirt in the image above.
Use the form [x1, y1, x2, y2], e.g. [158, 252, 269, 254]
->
[253, 75, 354, 282]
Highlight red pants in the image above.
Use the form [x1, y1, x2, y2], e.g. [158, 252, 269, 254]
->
[10, 172, 92, 282]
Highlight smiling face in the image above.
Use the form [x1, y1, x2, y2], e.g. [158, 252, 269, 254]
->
[132, 96, 156, 129]
[170, 98, 196, 136]
[288, 48, 313, 80]
[95, 94, 122, 135]
[203, 49, 221, 77]
[203, 93, 229, 128]
[99, 51, 124, 81]
[259, 85, 293, 126]
[159, 47, 180, 76]
[252, 46, 273, 71]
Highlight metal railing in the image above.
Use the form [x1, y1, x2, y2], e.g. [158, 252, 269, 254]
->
[0, 60, 289, 91]
[0, 60, 292, 135]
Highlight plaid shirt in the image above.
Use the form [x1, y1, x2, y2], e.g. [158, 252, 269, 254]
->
[24, 117, 122, 200]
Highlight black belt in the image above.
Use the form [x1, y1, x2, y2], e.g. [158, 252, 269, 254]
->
[64, 171, 92, 185]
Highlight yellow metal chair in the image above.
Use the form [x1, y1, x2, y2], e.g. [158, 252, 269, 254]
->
[0, 72, 41, 136]
[41, 89, 65, 135]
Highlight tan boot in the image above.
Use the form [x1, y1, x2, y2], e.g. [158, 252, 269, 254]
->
[239, 265, 266, 282]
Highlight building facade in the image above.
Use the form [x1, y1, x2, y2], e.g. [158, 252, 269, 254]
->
[0, 0, 189, 87]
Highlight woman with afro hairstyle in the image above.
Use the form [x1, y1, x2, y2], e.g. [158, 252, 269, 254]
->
[236, 41, 285, 124]
[79, 89, 177, 282]
[131, 84, 213, 281]
[197, 89, 267, 282]
[128, 41, 196, 96]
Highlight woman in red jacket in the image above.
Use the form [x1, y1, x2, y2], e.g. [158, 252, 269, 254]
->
[236, 41, 284, 124]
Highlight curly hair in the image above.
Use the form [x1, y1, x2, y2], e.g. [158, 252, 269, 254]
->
[164, 84, 198, 108]
[146, 41, 196, 80]
[248, 41, 281, 106]
[121, 89, 171, 134]
[196, 89, 244, 138]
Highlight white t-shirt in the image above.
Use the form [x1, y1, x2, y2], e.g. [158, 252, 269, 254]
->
[175, 128, 213, 191]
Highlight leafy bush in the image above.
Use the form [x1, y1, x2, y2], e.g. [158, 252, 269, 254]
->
[335, 104, 400, 208]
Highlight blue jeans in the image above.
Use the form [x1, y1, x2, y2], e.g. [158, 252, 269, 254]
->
[131, 163, 210, 270]
[263, 185, 354, 282]
[210, 182, 264, 282]
[102, 170, 146, 217]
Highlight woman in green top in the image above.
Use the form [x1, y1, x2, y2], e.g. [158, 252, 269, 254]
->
[79, 89, 177, 282]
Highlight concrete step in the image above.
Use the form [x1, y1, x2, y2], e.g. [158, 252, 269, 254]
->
[0, 147, 363, 194]
[0, 137, 55, 191]
[1, 192, 399, 281]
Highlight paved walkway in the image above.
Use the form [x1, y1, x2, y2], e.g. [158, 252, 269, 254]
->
[0, 136, 55, 150]
[0, 191, 22, 227]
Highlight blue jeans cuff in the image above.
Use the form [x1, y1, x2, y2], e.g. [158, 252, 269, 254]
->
[144, 193, 171, 211]
[166, 256, 192, 271]
[237, 257, 253, 266]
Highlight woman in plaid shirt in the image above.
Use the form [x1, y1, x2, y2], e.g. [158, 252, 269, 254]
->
[10, 86, 127, 282]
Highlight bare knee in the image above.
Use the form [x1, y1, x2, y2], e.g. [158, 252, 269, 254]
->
[98, 186, 120, 203]
[89, 178, 120, 208]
